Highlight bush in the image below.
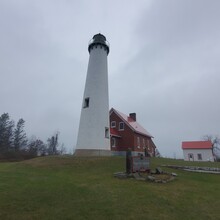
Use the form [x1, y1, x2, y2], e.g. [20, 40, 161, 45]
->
[0, 150, 36, 162]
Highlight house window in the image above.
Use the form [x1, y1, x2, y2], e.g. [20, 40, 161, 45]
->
[143, 138, 145, 147]
[197, 154, 202, 160]
[83, 97, 90, 108]
[105, 127, 109, 138]
[119, 122, 124, 131]
[111, 121, 116, 128]
[111, 137, 116, 147]
[137, 137, 140, 147]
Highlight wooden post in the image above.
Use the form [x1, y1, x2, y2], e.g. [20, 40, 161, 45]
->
[126, 148, 132, 174]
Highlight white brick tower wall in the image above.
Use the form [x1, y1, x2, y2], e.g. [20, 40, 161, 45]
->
[75, 34, 111, 156]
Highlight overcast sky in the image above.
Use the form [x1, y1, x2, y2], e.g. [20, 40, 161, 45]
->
[1, 0, 220, 158]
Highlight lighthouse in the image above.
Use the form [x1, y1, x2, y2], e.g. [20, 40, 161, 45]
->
[75, 34, 111, 156]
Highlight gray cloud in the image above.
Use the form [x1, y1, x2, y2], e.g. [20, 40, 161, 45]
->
[1, 0, 219, 157]
[111, 0, 220, 157]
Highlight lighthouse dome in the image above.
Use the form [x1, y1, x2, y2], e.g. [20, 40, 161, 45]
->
[88, 33, 109, 54]
[93, 33, 106, 42]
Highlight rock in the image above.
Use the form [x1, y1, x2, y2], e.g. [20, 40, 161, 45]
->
[113, 172, 127, 178]
[156, 167, 163, 174]
[133, 173, 145, 181]
[147, 175, 156, 181]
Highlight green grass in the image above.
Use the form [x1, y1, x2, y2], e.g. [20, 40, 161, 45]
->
[0, 156, 220, 220]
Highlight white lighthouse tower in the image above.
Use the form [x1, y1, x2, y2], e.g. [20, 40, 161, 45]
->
[75, 33, 111, 156]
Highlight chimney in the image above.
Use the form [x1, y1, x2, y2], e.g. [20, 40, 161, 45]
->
[129, 113, 136, 121]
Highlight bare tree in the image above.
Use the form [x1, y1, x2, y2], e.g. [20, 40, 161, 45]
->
[203, 135, 220, 159]
[155, 148, 161, 157]
[28, 136, 47, 156]
[47, 132, 59, 155]
[58, 143, 67, 155]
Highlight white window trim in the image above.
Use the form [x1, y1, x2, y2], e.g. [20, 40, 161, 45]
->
[111, 121, 116, 128]
[112, 137, 116, 147]
[119, 122, 124, 131]
[137, 137, 140, 148]
[143, 138, 145, 146]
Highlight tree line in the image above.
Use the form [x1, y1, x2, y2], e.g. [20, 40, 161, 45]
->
[0, 113, 66, 160]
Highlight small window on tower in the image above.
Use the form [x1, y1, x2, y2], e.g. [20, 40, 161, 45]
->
[83, 97, 90, 108]
[105, 127, 109, 138]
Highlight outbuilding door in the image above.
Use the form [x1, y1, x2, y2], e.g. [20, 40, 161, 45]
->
[188, 153, 194, 161]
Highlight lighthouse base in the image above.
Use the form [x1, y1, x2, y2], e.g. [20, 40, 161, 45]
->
[74, 149, 112, 157]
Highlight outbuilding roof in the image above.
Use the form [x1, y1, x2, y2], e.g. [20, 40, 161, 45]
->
[110, 108, 153, 138]
[182, 141, 213, 149]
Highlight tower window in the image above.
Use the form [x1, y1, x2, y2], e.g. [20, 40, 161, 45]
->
[83, 97, 90, 108]
[105, 127, 109, 138]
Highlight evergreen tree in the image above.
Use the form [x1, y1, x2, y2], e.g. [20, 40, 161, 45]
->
[0, 113, 14, 153]
[13, 118, 27, 151]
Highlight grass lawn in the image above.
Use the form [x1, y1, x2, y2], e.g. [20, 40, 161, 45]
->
[0, 156, 220, 220]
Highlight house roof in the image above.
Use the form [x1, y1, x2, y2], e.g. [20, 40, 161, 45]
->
[110, 108, 153, 138]
[182, 141, 212, 149]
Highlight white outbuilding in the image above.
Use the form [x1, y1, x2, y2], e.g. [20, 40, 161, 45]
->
[182, 141, 214, 162]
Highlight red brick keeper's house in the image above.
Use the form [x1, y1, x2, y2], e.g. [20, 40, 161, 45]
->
[110, 108, 156, 156]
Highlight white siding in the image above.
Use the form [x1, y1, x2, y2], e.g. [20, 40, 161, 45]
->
[76, 45, 110, 151]
[183, 149, 214, 162]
